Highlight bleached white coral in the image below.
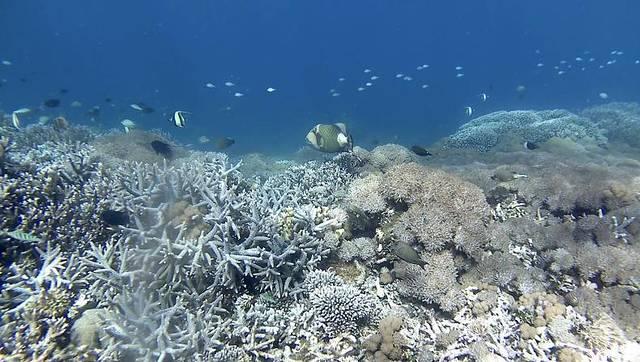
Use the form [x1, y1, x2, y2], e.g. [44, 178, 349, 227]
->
[346, 173, 387, 213]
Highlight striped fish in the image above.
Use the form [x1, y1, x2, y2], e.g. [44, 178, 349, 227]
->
[11, 112, 20, 129]
[170, 111, 189, 128]
[2, 230, 42, 242]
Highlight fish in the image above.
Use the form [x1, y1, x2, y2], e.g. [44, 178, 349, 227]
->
[205, 82, 215, 88]
[456, 73, 465, 78]
[392, 242, 425, 267]
[402, 76, 413, 81]
[395, 73, 404, 78]
[410, 145, 432, 157]
[599, 92, 609, 99]
[464, 106, 473, 117]
[198, 136, 210, 143]
[363, 69, 372, 73]
[306, 122, 353, 153]
[130, 102, 154, 113]
[266, 87, 276, 93]
[13, 108, 31, 114]
[1, 230, 42, 242]
[331, 92, 340, 97]
[100, 209, 130, 226]
[523, 141, 539, 150]
[365, 82, 372, 87]
[151, 140, 173, 158]
[224, 81, 235, 87]
[234, 92, 244, 97]
[52, 116, 69, 131]
[516, 85, 527, 99]
[214, 137, 235, 150]
[479, 93, 488, 102]
[87, 106, 100, 117]
[357, 87, 365, 91]
[370, 75, 379, 80]
[455, 66, 463, 70]
[38, 116, 51, 125]
[536, 63, 544, 67]
[1, 60, 12, 66]
[421, 84, 429, 89]
[11, 112, 21, 129]
[338, 77, 345, 82]
[44, 98, 61, 108]
[120, 119, 136, 133]
[170, 111, 189, 128]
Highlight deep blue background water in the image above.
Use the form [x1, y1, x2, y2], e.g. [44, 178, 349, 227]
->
[1, 0, 639, 154]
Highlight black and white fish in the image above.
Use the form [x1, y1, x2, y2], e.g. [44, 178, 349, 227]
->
[306, 122, 353, 153]
[523, 141, 539, 150]
[464, 106, 473, 117]
[170, 111, 189, 128]
[100, 209, 130, 226]
[410, 145, 433, 157]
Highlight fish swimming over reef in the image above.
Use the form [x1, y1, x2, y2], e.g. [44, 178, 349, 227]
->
[410, 145, 432, 157]
[150, 140, 173, 159]
[44, 98, 61, 108]
[130, 102, 155, 113]
[392, 242, 426, 267]
[100, 209, 130, 226]
[306, 122, 353, 153]
[214, 137, 235, 150]
[170, 111, 189, 128]
[523, 141, 539, 150]
[120, 119, 136, 133]
[1, 229, 42, 242]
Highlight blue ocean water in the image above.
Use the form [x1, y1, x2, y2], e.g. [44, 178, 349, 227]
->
[1, 0, 639, 154]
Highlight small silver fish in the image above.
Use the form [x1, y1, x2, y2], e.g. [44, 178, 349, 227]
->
[130, 103, 144, 111]
[464, 106, 473, 117]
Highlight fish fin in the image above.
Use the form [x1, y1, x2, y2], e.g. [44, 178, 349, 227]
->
[334, 122, 347, 133]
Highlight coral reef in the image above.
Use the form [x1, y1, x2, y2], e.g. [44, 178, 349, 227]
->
[582, 102, 640, 148]
[444, 109, 606, 152]
[2, 103, 640, 361]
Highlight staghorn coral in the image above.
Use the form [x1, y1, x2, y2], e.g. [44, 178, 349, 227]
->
[0, 141, 116, 252]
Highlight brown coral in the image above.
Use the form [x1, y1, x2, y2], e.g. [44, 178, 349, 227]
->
[382, 163, 490, 257]
[364, 316, 405, 361]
